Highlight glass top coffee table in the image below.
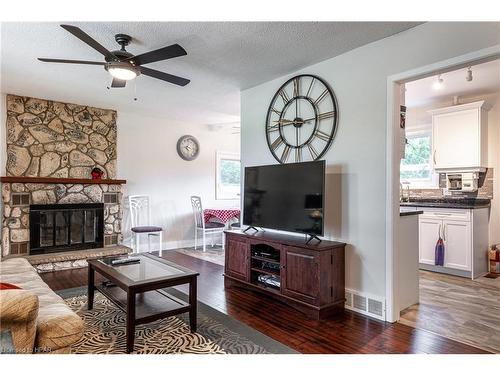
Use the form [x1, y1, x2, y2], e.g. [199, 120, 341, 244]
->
[87, 253, 199, 353]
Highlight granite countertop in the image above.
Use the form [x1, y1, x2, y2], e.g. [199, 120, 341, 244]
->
[400, 210, 423, 217]
[400, 198, 491, 209]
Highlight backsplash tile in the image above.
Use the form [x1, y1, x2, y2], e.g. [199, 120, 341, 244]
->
[409, 168, 494, 200]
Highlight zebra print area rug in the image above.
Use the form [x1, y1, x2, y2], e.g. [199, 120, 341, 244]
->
[60, 287, 296, 354]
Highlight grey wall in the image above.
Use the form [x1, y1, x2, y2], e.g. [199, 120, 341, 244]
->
[240, 22, 500, 298]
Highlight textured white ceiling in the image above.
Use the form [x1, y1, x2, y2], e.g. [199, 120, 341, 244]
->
[1, 22, 420, 124]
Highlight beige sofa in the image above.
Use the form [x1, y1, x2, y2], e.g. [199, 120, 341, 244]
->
[0, 258, 83, 353]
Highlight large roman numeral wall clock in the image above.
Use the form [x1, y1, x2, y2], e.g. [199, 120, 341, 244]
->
[265, 74, 339, 163]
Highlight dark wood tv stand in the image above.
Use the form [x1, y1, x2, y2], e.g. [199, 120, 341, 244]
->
[223, 230, 346, 320]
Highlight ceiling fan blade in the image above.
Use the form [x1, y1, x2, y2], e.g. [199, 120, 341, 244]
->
[60, 24, 116, 60]
[126, 44, 187, 66]
[140, 66, 190, 86]
[38, 58, 105, 65]
[110, 78, 127, 88]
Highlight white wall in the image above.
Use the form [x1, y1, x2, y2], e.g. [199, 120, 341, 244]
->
[0, 94, 5, 256]
[0, 94, 5, 175]
[407, 92, 500, 245]
[241, 22, 500, 300]
[117, 111, 240, 250]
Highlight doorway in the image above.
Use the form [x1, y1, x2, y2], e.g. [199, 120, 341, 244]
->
[386, 47, 500, 353]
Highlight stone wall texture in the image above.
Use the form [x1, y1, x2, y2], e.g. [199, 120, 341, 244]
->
[6, 94, 117, 179]
[2, 94, 122, 257]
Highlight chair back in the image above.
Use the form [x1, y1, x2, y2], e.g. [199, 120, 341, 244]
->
[190, 196, 205, 229]
[129, 195, 151, 228]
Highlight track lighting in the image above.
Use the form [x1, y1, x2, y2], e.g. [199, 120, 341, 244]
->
[432, 74, 444, 90]
[466, 67, 473, 82]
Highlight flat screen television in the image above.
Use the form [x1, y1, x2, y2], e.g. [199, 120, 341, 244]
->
[243, 160, 325, 236]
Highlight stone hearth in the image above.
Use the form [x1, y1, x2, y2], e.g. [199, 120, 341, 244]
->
[26, 245, 131, 273]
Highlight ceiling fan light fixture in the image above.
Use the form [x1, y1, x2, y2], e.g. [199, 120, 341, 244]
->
[38, 25, 190, 87]
[107, 66, 137, 80]
[105, 62, 139, 81]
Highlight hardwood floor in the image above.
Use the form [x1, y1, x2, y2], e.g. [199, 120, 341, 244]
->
[40, 251, 489, 354]
[400, 270, 500, 353]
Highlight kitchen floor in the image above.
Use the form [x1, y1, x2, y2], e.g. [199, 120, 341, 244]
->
[399, 270, 500, 353]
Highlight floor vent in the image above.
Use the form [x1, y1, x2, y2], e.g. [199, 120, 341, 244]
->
[353, 294, 367, 311]
[344, 289, 386, 321]
[344, 291, 353, 307]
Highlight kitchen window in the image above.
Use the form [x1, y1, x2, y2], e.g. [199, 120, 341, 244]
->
[400, 127, 438, 188]
[216, 151, 241, 200]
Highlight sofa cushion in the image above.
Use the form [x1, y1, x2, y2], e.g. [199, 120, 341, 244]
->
[0, 258, 83, 352]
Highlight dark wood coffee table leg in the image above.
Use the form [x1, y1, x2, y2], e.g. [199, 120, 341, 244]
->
[189, 276, 197, 333]
[126, 290, 136, 353]
[87, 264, 94, 310]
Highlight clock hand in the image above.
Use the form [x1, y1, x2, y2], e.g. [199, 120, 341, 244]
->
[273, 119, 295, 125]
[302, 117, 316, 123]
[272, 119, 305, 126]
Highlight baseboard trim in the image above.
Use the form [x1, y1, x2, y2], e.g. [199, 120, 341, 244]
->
[419, 264, 471, 278]
[122, 236, 224, 253]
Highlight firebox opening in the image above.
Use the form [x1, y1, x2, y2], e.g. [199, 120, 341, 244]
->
[29, 203, 104, 255]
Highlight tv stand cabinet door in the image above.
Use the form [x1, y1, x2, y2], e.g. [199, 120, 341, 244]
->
[225, 238, 249, 281]
[281, 246, 320, 305]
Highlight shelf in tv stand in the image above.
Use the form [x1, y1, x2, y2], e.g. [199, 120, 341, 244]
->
[250, 280, 281, 294]
[250, 267, 280, 277]
[250, 255, 280, 265]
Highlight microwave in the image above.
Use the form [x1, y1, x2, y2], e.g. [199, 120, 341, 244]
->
[446, 172, 479, 192]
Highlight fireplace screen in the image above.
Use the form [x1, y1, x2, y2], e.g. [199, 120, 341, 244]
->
[30, 203, 104, 255]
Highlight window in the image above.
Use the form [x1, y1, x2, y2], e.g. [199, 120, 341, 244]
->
[400, 127, 438, 188]
[216, 151, 241, 200]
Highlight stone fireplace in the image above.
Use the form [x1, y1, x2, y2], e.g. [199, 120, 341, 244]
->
[1, 94, 126, 260]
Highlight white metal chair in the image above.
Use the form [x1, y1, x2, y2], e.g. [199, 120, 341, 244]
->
[190, 196, 225, 252]
[128, 195, 163, 256]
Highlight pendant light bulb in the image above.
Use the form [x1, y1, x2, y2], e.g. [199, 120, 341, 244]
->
[466, 67, 473, 82]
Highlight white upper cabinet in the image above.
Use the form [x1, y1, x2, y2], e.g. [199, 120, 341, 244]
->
[429, 101, 489, 171]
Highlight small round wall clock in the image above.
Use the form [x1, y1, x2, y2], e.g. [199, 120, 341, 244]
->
[176, 135, 200, 161]
[265, 74, 338, 164]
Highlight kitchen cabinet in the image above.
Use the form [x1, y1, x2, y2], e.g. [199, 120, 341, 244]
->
[429, 101, 489, 171]
[418, 207, 488, 279]
[418, 218, 442, 266]
[443, 220, 471, 271]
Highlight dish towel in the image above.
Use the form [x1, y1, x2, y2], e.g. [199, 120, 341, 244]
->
[435, 237, 445, 266]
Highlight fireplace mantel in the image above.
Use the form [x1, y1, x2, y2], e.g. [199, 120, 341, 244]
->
[0, 176, 126, 185]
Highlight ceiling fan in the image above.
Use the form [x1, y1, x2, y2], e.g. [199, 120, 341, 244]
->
[38, 24, 190, 88]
